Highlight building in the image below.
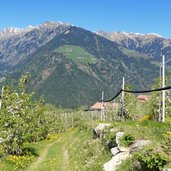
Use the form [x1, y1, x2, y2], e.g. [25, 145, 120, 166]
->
[90, 102, 120, 111]
[137, 95, 149, 103]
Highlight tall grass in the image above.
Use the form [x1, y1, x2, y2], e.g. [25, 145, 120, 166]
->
[112, 120, 171, 145]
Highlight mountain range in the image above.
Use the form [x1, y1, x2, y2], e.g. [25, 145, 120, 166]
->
[96, 31, 171, 62]
[0, 21, 170, 108]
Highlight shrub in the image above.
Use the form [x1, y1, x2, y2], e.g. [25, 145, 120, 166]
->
[162, 132, 171, 156]
[119, 133, 135, 147]
[135, 148, 169, 171]
[117, 148, 169, 171]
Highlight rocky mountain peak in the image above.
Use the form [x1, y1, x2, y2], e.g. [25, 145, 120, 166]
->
[0, 21, 70, 40]
[97, 30, 171, 60]
[96, 31, 163, 41]
[0, 27, 25, 39]
[0, 21, 72, 66]
[37, 21, 70, 29]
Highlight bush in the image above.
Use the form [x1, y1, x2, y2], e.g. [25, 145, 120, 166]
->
[162, 132, 171, 156]
[135, 148, 169, 171]
[117, 148, 169, 171]
[119, 133, 135, 147]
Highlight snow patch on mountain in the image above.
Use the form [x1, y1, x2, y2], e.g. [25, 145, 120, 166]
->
[0, 21, 70, 39]
[147, 33, 162, 37]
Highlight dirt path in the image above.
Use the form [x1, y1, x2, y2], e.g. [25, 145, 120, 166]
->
[26, 139, 61, 171]
[26, 130, 76, 171]
[61, 144, 69, 171]
[60, 130, 79, 171]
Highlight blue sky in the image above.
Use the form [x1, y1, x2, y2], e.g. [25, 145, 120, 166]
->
[0, 0, 171, 38]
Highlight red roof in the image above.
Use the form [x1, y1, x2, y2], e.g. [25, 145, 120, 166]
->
[90, 102, 120, 110]
[90, 102, 104, 110]
[137, 95, 149, 102]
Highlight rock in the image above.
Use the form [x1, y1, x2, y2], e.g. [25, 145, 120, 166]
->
[111, 147, 120, 156]
[103, 151, 130, 171]
[130, 140, 152, 153]
[93, 123, 111, 138]
[110, 128, 116, 133]
[118, 146, 130, 152]
[163, 169, 171, 171]
[116, 132, 124, 145]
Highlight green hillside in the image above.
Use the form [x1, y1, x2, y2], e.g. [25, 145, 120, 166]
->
[119, 47, 150, 59]
[8, 26, 159, 108]
[56, 45, 97, 64]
